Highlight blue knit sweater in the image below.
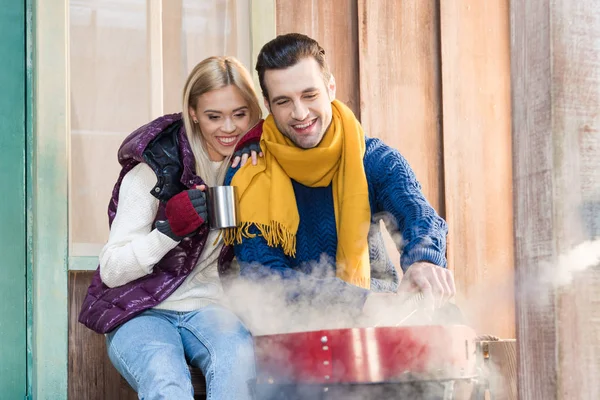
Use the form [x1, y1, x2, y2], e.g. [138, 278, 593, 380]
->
[225, 137, 448, 309]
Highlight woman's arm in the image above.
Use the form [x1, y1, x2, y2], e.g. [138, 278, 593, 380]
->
[99, 163, 180, 288]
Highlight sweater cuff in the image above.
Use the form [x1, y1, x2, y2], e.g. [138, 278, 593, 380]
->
[401, 247, 447, 272]
[155, 220, 180, 241]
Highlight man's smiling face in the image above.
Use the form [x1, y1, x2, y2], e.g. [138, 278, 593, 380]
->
[264, 57, 336, 149]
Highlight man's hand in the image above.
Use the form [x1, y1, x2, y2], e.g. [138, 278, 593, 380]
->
[359, 264, 456, 326]
[399, 262, 456, 309]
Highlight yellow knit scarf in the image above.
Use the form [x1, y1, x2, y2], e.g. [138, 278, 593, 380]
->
[224, 100, 371, 289]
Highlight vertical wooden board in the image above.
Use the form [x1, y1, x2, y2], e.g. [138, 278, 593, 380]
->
[549, 2, 600, 399]
[0, 1, 27, 397]
[68, 272, 137, 400]
[357, 0, 443, 271]
[358, 0, 443, 215]
[510, 0, 558, 397]
[275, 0, 360, 115]
[512, 0, 600, 398]
[440, 1, 515, 338]
[558, 268, 600, 400]
[484, 340, 517, 400]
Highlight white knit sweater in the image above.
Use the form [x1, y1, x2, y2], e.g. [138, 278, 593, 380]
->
[99, 162, 224, 311]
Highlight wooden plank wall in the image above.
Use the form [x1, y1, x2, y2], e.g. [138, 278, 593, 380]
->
[69, 272, 137, 400]
[439, 1, 514, 338]
[481, 340, 518, 400]
[275, 0, 514, 337]
[358, 0, 444, 214]
[511, 0, 600, 398]
[275, 0, 360, 115]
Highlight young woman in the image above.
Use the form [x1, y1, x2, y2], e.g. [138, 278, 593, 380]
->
[78, 56, 263, 400]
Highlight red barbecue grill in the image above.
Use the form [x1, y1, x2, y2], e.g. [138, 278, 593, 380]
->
[253, 322, 480, 399]
[249, 291, 487, 399]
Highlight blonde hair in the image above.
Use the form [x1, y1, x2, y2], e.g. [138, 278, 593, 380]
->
[182, 56, 262, 187]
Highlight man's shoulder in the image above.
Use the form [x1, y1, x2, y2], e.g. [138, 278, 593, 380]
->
[363, 136, 400, 165]
[363, 136, 416, 188]
[364, 135, 387, 150]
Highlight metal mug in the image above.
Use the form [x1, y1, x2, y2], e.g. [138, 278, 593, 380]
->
[206, 185, 239, 230]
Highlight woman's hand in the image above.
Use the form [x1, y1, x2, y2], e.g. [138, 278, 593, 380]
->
[155, 188, 207, 240]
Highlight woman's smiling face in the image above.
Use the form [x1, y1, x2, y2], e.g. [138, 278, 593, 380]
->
[189, 84, 251, 161]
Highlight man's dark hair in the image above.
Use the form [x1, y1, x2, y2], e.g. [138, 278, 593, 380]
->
[255, 33, 331, 101]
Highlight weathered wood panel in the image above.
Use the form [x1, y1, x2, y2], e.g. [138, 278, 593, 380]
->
[357, 0, 444, 215]
[551, 4, 600, 397]
[440, 1, 514, 338]
[68, 271, 137, 400]
[275, 0, 360, 115]
[356, 0, 444, 270]
[511, 0, 600, 398]
[510, 1, 557, 397]
[484, 340, 517, 400]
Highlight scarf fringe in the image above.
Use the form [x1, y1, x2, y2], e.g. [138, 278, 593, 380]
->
[342, 276, 371, 290]
[224, 221, 297, 257]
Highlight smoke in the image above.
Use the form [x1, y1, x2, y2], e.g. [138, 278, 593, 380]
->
[224, 213, 599, 400]
[512, 237, 600, 316]
[225, 264, 366, 336]
[223, 229, 476, 399]
[545, 238, 600, 288]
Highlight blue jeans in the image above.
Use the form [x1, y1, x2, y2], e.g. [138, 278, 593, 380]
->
[106, 305, 256, 400]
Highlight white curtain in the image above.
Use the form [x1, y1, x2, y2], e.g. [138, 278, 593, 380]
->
[69, 0, 251, 256]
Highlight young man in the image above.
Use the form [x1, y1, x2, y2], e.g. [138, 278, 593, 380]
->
[225, 33, 454, 322]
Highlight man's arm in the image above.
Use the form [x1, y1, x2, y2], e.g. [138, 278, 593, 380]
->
[365, 138, 454, 305]
[366, 139, 448, 268]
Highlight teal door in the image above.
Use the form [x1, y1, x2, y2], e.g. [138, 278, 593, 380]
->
[0, 0, 28, 398]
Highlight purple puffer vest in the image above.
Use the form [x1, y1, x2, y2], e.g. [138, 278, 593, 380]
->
[78, 113, 234, 334]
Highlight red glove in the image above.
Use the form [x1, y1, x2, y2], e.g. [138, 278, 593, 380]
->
[163, 189, 207, 238]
